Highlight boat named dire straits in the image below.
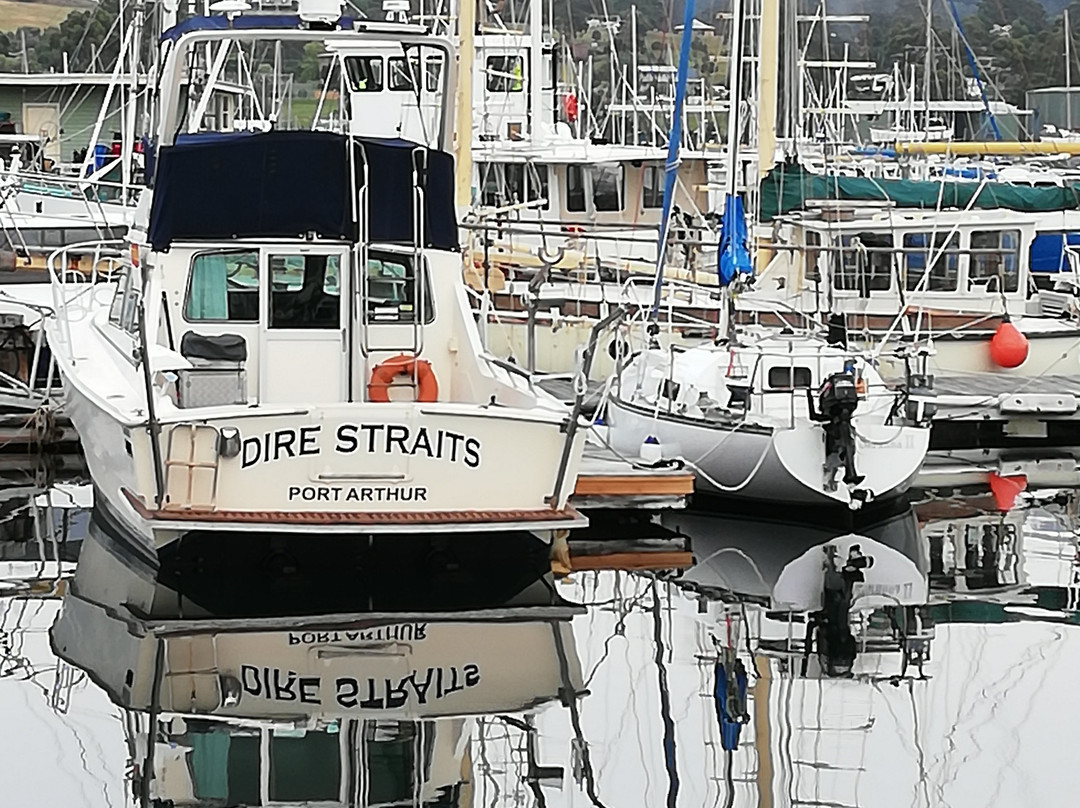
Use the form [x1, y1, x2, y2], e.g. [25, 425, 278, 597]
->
[44, 11, 586, 551]
[606, 331, 931, 506]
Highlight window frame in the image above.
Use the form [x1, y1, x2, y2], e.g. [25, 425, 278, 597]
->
[902, 231, 961, 293]
[364, 249, 436, 325]
[486, 55, 525, 93]
[642, 164, 665, 209]
[590, 163, 625, 213]
[833, 232, 894, 294]
[267, 251, 344, 331]
[767, 366, 813, 390]
[969, 229, 1021, 294]
[386, 55, 421, 92]
[342, 55, 385, 93]
[183, 249, 261, 324]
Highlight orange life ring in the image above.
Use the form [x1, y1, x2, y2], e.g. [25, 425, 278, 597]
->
[367, 354, 439, 402]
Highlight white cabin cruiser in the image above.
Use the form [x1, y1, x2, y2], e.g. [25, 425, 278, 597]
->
[44, 13, 587, 551]
[605, 329, 931, 507]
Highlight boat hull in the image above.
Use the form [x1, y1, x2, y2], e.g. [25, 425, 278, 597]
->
[63, 379, 586, 550]
[605, 395, 929, 506]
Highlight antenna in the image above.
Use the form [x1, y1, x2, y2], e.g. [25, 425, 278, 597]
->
[208, 0, 250, 19]
[383, 0, 410, 23]
[298, 0, 345, 24]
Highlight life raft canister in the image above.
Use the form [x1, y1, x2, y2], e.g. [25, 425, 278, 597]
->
[367, 354, 439, 402]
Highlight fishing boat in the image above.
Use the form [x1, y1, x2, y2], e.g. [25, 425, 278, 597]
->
[605, 329, 931, 506]
[43, 6, 587, 553]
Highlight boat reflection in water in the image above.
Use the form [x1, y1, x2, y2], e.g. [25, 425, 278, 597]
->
[666, 499, 932, 679]
[50, 519, 584, 806]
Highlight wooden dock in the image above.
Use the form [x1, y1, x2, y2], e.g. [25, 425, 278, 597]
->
[556, 445, 696, 574]
[571, 444, 695, 510]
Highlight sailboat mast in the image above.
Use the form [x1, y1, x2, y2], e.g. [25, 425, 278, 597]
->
[724, 0, 744, 197]
[454, 0, 475, 209]
[758, 0, 779, 178]
[923, 0, 932, 130]
[648, 0, 697, 315]
[1067, 8, 1072, 130]
[529, 0, 543, 139]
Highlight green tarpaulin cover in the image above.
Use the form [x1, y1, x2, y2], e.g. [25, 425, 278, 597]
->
[759, 161, 1080, 221]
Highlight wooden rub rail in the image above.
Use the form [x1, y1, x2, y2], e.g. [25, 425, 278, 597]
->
[123, 489, 585, 528]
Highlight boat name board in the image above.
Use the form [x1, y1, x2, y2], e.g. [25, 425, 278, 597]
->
[240, 424, 482, 469]
[238, 663, 481, 709]
[287, 485, 428, 502]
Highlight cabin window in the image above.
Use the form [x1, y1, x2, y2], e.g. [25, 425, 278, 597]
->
[567, 164, 625, 213]
[591, 163, 624, 212]
[805, 231, 822, 281]
[768, 366, 813, 390]
[642, 164, 664, 208]
[269, 254, 341, 329]
[343, 56, 384, 92]
[486, 55, 524, 92]
[108, 272, 125, 325]
[425, 57, 443, 92]
[902, 232, 960, 292]
[477, 163, 549, 209]
[1030, 231, 1080, 273]
[184, 250, 259, 322]
[566, 165, 586, 211]
[269, 730, 341, 803]
[366, 251, 434, 324]
[835, 233, 893, 293]
[970, 230, 1020, 293]
[387, 56, 420, 92]
[108, 266, 141, 334]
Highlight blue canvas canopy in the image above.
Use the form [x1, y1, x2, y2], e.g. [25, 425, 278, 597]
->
[147, 131, 458, 252]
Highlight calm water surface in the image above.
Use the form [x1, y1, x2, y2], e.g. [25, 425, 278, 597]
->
[1, 461, 1078, 807]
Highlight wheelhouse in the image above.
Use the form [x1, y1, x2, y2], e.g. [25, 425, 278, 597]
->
[762, 207, 1043, 316]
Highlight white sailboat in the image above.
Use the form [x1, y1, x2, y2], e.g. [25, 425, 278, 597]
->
[44, 5, 587, 552]
[605, 0, 931, 509]
[605, 330, 930, 506]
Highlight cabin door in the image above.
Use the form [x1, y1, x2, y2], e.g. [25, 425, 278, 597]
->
[259, 248, 349, 404]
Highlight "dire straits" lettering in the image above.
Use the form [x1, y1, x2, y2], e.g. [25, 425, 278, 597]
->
[238, 664, 482, 709]
[240, 423, 481, 469]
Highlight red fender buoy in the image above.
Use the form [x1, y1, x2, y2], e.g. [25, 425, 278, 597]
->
[988, 318, 1029, 369]
[987, 472, 1027, 512]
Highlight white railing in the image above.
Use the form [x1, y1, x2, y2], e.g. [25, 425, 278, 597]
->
[46, 240, 127, 364]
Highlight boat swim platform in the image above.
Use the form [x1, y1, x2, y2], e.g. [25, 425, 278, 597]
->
[571, 444, 695, 511]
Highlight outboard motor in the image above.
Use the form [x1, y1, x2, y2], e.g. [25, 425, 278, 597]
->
[807, 360, 864, 492]
[803, 544, 874, 678]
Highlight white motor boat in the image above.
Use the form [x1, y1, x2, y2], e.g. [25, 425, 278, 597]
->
[605, 330, 931, 507]
[44, 10, 587, 552]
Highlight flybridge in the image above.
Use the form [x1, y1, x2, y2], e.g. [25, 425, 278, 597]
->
[158, 13, 428, 42]
[146, 131, 458, 251]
